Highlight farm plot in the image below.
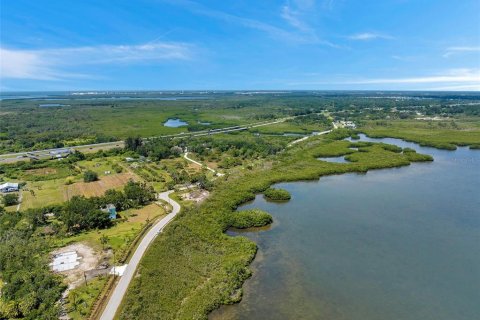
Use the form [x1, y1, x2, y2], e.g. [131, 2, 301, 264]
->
[64, 172, 139, 199]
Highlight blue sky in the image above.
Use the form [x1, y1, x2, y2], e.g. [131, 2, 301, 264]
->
[1, 0, 479, 91]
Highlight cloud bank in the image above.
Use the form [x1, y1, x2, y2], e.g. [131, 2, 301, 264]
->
[443, 46, 480, 57]
[286, 68, 480, 90]
[0, 42, 193, 80]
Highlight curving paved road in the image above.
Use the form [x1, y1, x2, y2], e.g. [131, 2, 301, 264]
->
[100, 190, 181, 320]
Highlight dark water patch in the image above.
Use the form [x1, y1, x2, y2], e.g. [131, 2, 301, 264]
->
[346, 134, 437, 152]
[283, 132, 306, 137]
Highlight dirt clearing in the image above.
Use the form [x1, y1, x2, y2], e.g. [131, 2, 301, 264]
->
[181, 189, 210, 203]
[51, 243, 107, 289]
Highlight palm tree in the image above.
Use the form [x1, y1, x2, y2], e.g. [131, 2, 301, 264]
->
[100, 234, 109, 250]
[69, 290, 79, 311]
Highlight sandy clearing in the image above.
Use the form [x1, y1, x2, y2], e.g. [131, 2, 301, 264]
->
[181, 189, 210, 203]
[51, 243, 105, 289]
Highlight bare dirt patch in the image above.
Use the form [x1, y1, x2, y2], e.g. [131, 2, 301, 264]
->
[181, 189, 210, 203]
[64, 172, 138, 199]
[51, 243, 107, 289]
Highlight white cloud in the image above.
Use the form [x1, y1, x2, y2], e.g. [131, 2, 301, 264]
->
[285, 68, 480, 90]
[428, 84, 480, 91]
[348, 32, 393, 41]
[0, 48, 59, 80]
[166, 0, 339, 46]
[443, 46, 480, 57]
[280, 0, 316, 33]
[349, 68, 480, 84]
[281, 5, 309, 32]
[164, 0, 296, 41]
[0, 42, 193, 80]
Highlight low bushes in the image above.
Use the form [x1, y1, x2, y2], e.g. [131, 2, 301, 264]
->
[2, 193, 18, 206]
[263, 188, 291, 201]
[403, 148, 434, 162]
[83, 170, 98, 182]
[230, 209, 273, 229]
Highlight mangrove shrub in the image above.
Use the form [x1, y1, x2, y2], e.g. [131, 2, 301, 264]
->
[264, 187, 291, 201]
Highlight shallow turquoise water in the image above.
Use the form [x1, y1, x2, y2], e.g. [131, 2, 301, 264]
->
[211, 137, 480, 320]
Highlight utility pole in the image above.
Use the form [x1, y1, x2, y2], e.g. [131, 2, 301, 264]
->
[112, 250, 116, 278]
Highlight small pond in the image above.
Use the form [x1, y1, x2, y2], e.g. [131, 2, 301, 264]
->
[317, 156, 350, 163]
[164, 118, 188, 127]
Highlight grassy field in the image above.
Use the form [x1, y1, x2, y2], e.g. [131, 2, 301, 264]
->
[21, 179, 67, 209]
[19, 171, 140, 210]
[57, 203, 166, 252]
[117, 130, 436, 319]
[360, 118, 480, 149]
[3, 155, 163, 210]
[76, 158, 120, 177]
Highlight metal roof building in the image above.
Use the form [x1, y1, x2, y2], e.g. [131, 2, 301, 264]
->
[0, 182, 19, 193]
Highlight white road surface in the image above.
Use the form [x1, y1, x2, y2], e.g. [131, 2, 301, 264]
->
[184, 152, 215, 173]
[99, 190, 181, 320]
[183, 151, 225, 176]
[288, 129, 332, 146]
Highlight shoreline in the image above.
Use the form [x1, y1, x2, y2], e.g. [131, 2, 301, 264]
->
[209, 139, 480, 319]
[117, 133, 465, 319]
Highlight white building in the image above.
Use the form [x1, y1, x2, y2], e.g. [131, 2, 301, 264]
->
[50, 251, 81, 272]
[344, 121, 356, 129]
[0, 182, 19, 193]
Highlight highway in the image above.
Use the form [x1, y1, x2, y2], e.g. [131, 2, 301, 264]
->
[99, 191, 181, 320]
[0, 118, 291, 163]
